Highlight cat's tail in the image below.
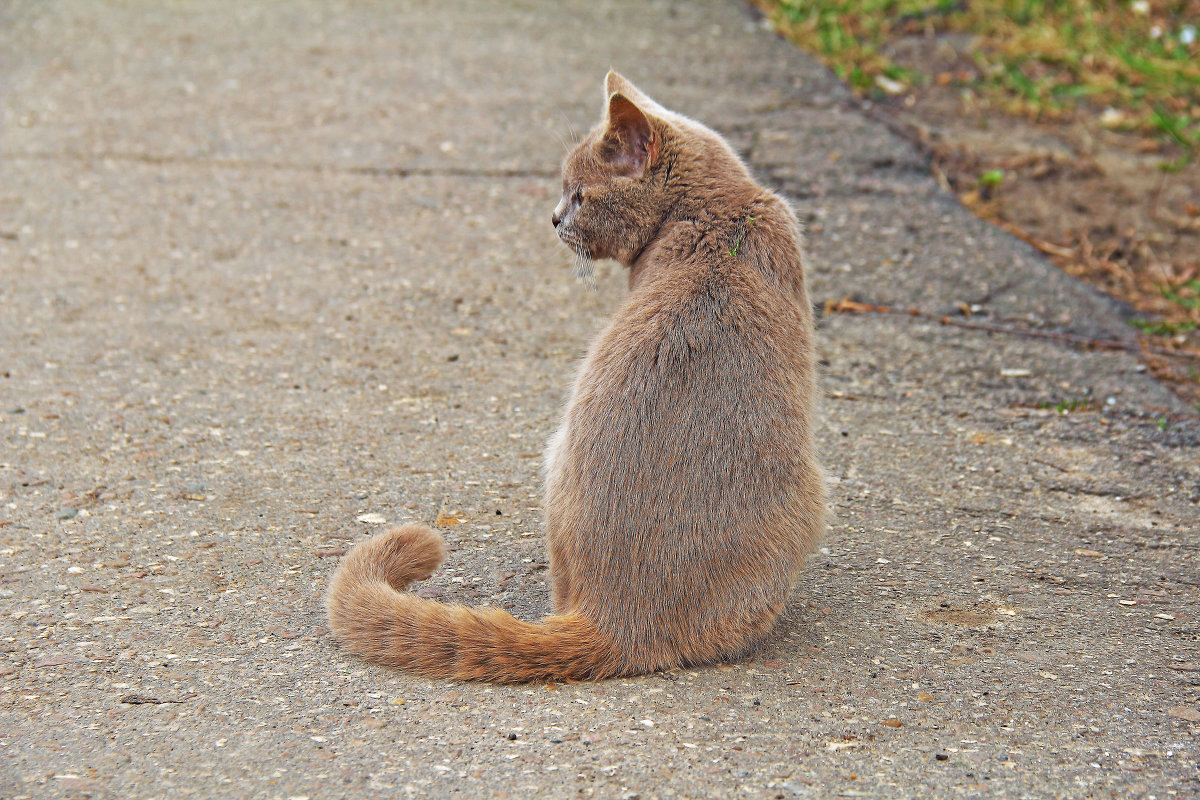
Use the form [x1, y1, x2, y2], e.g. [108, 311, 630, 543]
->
[324, 525, 621, 683]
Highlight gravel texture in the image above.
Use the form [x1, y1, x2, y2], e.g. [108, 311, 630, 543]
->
[1, 1, 1197, 798]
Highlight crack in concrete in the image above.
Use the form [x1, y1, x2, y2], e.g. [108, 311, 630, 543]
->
[2, 150, 558, 180]
[5, 149, 925, 198]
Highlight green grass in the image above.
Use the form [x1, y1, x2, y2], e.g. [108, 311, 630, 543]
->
[1129, 278, 1200, 334]
[1130, 318, 1197, 335]
[1036, 398, 1096, 413]
[978, 168, 1006, 187]
[1161, 278, 1200, 310]
[759, 0, 1200, 161]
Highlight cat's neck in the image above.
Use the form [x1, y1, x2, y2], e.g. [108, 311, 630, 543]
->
[628, 189, 806, 302]
[627, 185, 774, 288]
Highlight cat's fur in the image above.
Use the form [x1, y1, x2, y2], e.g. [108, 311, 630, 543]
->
[325, 71, 825, 682]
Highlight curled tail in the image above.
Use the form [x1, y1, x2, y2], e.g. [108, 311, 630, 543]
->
[324, 525, 620, 682]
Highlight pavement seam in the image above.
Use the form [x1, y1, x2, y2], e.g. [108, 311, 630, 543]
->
[2, 150, 558, 179]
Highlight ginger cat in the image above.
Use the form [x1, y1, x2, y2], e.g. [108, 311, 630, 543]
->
[325, 71, 825, 682]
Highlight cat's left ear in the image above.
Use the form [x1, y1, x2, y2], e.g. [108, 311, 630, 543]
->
[602, 93, 658, 178]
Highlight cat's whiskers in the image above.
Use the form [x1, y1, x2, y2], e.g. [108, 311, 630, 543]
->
[553, 107, 582, 153]
[573, 246, 597, 291]
[551, 128, 573, 156]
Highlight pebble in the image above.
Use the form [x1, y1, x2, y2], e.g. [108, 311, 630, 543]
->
[780, 780, 811, 796]
[55, 507, 79, 520]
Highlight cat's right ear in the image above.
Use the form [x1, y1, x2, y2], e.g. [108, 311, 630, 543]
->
[602, 93, 657, 179]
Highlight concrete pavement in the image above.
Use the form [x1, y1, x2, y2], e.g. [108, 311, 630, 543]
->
[1, 1, 1197, 797]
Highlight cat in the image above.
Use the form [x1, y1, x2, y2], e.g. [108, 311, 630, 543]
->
[324, 71, 826, 682]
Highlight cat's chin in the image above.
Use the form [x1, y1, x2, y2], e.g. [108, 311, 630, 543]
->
[559, 236, 602, 262]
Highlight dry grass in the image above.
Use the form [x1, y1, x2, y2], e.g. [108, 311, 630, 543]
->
[756, 0, 1200, 408]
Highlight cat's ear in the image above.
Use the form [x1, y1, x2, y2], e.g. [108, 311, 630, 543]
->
[605, 69, 635, 98]
[602, 92, 657, 178]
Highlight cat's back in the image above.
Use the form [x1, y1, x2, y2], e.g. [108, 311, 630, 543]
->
[565, 194, 817, 526]
[609, 190, 812, 379]
[553, 216, 821, 665]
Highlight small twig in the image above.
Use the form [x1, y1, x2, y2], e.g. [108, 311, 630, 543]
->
[314, 548, 346, 558]
[992, 219, 1076, 259]
[120, 693, 191, 705]
[1149, 170, 1167, 222]
[823, 297, 1199, 360]
[1030, 457, 1071, 473]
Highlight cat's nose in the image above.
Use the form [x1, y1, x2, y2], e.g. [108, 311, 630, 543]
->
[552, 196, 570, 230]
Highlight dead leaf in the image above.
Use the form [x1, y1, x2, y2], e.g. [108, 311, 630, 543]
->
[36, 655, 77, 668]
[921, 604, 997, 627]
[1166, 706, 1200, 723]
[825, 297, 893, 315]
[826, 740, 864, 751]
[265, 626, 301, 640]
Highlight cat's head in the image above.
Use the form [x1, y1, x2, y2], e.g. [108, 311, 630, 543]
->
[553, 71, 733, 269]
